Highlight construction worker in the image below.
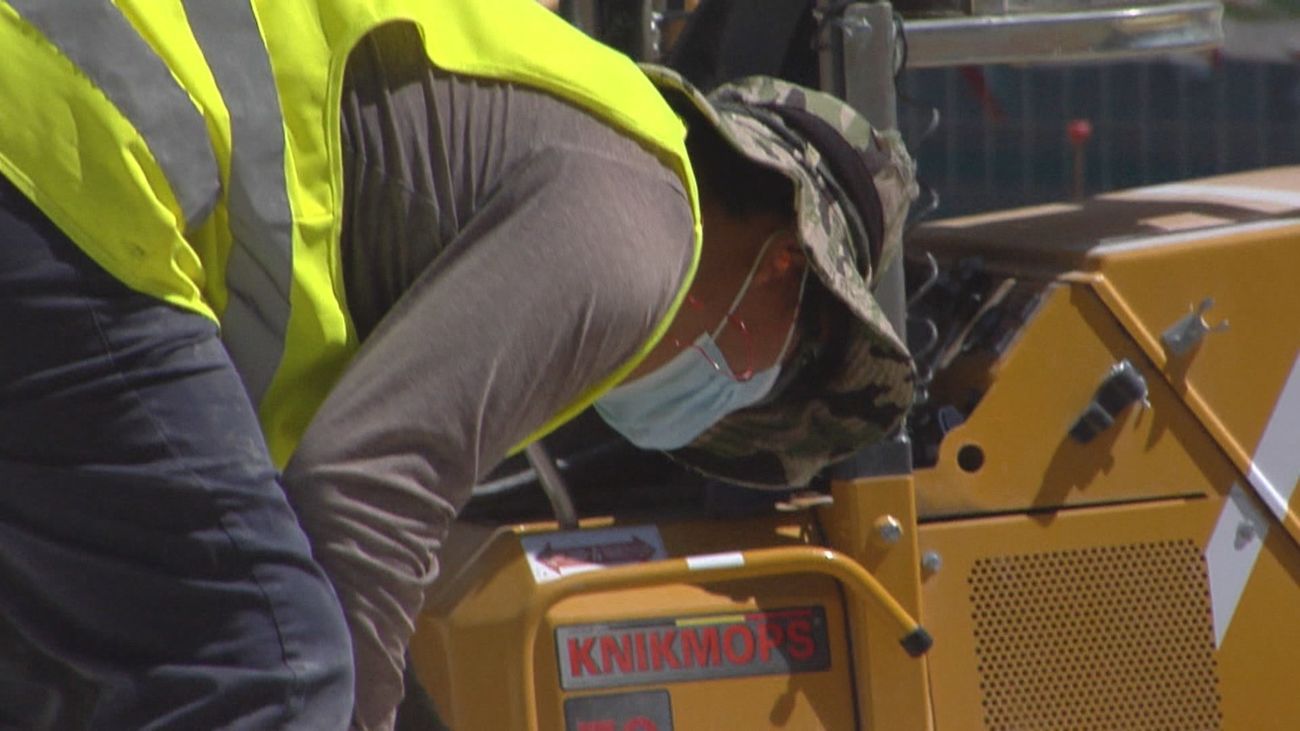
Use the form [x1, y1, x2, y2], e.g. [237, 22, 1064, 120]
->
[0, 1, 915, 729]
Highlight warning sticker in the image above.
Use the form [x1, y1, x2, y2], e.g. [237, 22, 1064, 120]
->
[522, 525, 667, 583]
[556, 606, 831, 690]
[564, 690, 673, 731]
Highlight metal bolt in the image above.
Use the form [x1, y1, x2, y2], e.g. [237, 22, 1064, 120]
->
[874, 515, 903, 546]
[921, 551, 943, 575]
[1235, 521, 1258, 547]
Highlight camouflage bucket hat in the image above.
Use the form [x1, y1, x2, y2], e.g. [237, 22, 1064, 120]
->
[643, 66, 919, 488]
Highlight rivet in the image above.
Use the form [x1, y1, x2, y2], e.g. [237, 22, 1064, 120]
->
[1235, 521, 1257, 546]
[874, 515, 903, 546]
[921, 550, 943, 575]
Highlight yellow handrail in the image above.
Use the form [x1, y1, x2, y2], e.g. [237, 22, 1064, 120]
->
[517, 544, 931, 729]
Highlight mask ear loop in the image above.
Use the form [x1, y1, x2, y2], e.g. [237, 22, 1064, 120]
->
[671, 230, 786, 382]
[695, 229, 786, 382]
[775, 263, 811, 366]
[672, 296, 755, 382]
[708, 229, 783, 341]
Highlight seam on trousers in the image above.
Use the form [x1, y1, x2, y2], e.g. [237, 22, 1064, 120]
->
[81, 295, 307, 727]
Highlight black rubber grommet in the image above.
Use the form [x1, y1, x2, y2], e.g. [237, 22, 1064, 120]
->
[900, 627, 933, 657]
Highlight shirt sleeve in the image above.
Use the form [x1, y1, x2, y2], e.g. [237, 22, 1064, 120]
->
[281, 129, 694, 730]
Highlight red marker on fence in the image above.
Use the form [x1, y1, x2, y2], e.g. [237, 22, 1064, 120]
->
[1068, 119, 1094, 200]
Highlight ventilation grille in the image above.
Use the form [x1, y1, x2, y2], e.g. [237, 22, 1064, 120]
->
[969, 540, 1221, 731]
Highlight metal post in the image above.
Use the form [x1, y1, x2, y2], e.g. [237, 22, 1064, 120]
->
[841, 3, 899, 130]
[842, 3, 908, 348]
[825, 3, 915, 478]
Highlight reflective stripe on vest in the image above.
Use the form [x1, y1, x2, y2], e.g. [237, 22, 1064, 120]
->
[11, 0, 218, 231]
[12, 0, 295, 405]
[184, 0, 293, 405]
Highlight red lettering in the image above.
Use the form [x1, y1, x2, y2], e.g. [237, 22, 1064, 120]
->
[757, 621, 784, 662]
[577, 722, 616, 731]
[786, 619, 815, 661]
[723, 624, 755, 665]
[624, 717, 658, 731]
[600, 634, 635, 674]
[649, 630, 681, 670]
[634, 631, 649, 672]
[568, 637, 599, 677]
[681, 626, 721, 667]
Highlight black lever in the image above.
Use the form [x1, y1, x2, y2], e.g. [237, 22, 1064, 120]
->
[1069, 359, 1148, 443]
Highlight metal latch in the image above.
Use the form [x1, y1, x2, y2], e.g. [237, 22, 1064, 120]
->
[1069, 359, 1149, 443]
[1161, 297, 1229, 358]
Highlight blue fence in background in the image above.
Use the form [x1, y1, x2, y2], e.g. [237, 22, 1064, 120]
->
[898, 59, 1300, 217]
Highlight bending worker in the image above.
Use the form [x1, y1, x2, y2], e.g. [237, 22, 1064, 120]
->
[0, 1, 917, 729]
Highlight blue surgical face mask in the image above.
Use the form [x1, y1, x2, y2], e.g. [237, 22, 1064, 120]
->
[595, 233, 806, 450]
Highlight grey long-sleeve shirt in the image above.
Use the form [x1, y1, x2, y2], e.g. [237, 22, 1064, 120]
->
[280, 24, 695, 731]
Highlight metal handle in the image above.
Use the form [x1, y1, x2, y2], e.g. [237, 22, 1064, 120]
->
[518, 544, 930, 729]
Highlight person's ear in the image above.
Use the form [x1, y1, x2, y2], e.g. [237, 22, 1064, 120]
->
[756, 230, 804, 285]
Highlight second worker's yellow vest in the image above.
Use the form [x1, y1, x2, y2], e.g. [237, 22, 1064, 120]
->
[0, 0, 701, 466]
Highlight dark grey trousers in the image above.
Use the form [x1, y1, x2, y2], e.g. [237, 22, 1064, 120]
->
[0, 176, 354, 730]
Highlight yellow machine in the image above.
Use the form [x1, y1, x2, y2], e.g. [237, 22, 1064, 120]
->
[408, 3, 1299, 729]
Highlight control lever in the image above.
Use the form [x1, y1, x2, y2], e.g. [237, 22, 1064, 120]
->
[1069, 359, 1148, 443]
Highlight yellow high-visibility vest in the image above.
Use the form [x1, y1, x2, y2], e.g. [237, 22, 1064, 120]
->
[0, 0, 701, 466]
